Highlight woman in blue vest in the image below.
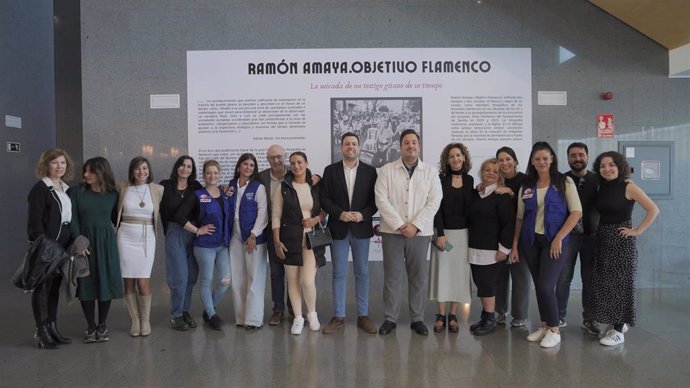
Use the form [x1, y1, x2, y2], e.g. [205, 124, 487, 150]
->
[174, 159, 232, 331]
[228, 153, 268, 330]
[510, 142, 582, 348]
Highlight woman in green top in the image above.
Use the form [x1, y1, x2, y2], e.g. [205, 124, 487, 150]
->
[69, 157, 123, 343]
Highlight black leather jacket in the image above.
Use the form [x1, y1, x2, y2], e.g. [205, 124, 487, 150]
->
[13, 234, 70, 291]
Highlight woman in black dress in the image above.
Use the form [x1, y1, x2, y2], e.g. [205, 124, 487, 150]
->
[590, 151, 658, 346]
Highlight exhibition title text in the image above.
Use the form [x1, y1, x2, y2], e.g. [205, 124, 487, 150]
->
[248, 60, 492, 75]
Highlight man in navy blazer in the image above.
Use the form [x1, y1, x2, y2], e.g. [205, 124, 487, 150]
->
[320, 131, 378, 334]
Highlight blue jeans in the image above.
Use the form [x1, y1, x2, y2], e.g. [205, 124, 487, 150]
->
[193, 245, 231, 317]
[556, 233, 595, 321]
[329, 232, 371, 317]
[522, 234, 570, 328]
[165, 223, 198, 317]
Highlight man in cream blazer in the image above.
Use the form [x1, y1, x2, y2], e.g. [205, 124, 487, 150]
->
[374, 129, 442, 336]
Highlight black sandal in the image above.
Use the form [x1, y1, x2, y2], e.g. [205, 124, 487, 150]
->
[448, 314, 459, 333]
[434, 314, 447, 333]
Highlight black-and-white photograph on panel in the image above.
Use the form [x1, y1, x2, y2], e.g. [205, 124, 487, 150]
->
[330, 98, 423, 167]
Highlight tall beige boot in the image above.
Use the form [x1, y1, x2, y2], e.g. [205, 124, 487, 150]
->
[124, 293, 140, 337]
[138, 294, 152, 336]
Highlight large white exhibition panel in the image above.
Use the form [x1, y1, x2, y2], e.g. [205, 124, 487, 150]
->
[187, 48, 532, 260]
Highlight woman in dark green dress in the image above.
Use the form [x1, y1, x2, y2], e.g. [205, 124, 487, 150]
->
[69, 157, 123, 343]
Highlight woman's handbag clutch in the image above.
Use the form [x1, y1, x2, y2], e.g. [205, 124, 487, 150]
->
[306, 220, 333, 250]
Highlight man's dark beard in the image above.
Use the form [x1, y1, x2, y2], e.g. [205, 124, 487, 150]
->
[569, 162, 586, 172]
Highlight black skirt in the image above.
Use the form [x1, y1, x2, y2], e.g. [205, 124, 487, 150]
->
[589, 221, 638, 326]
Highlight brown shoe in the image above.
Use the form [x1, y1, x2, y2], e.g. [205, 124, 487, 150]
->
[357, 316, 377, 334]
[321, 317, 345, 334]
[268, 312, 284, 326]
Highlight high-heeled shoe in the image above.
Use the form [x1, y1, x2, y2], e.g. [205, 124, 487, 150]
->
[47, 321, 72, 344]
[37, 323, 59, 350]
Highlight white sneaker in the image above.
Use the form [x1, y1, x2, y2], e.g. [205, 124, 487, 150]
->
[527, 326, 548, 342]
[307, 312, 320, 331]
[540, 330, 561, 348]
[603, 323, 629, 336]
[600, 329, 625, 346]
[291, 316, 305, 335]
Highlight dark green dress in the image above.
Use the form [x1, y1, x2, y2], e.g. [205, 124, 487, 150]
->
[68, 187, 123, 301]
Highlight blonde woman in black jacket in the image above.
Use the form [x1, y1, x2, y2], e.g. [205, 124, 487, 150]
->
[27, 149, 76, 349]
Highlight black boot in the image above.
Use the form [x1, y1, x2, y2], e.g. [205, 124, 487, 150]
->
[474, 311, 498, 336]
[37, 322, 59, 349]
[470, 311, 487, 332]
[48, 321, 72, 344]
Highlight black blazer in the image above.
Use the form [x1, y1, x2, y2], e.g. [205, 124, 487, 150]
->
[319, 160, 378, 240]
[28, 180, 69, 243]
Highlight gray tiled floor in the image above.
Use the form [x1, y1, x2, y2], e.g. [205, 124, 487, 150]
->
[2, 279, 689, 387]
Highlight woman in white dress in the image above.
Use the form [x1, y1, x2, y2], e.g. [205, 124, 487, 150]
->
[116, 156, 163, 337]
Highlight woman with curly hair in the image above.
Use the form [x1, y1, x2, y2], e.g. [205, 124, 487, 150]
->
[590, 151, 658, 346]
[429, 143, 473, 333]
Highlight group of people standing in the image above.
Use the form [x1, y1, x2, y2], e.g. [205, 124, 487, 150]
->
[426, 140, 658, 348]
[25, 130, 658, 350]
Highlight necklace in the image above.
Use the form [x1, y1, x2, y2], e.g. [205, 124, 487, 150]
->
[176, 181, 188, 198]
[134, 185, 148, 208]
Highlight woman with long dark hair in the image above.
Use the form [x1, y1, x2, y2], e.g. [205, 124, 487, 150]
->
[494, 146, 530, 327]
[160, 156, 202, 331]
[228, 153, 268, 330]
[69, 157, 122, 343]
[510, 142, 581, 348]
[590, 151, 658, 346]
[27, 149, 76, 348]
[116, 156, 163, 337]
[429, 143, 473, 333]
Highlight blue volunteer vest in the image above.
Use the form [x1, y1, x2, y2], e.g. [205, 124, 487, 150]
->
[228, 179, 266, 244]
[194, 188, 231, 248]
[520, 184, 570, 247]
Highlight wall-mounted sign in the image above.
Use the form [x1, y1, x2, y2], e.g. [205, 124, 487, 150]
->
[597, 113, 614, 138]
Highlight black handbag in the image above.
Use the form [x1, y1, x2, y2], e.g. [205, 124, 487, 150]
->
[306, 220, 333, 250]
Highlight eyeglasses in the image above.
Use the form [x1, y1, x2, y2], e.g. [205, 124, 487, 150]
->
[268, 155, 285, 161]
